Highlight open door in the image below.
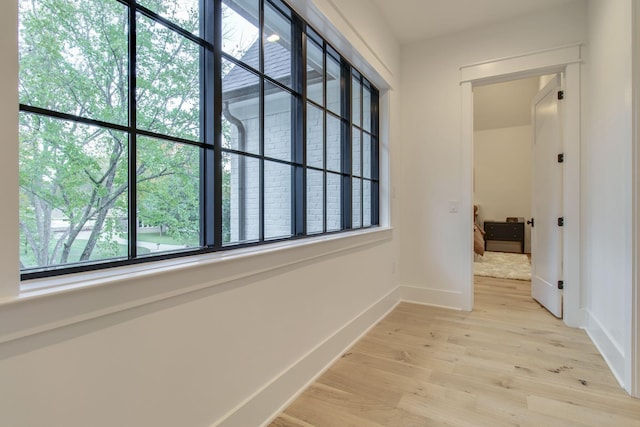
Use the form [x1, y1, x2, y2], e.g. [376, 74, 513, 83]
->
[530, 76, 563, 318]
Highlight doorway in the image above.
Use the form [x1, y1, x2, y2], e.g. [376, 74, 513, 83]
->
[472, 75, 565, 318]
[472, 77, 539, 284]
[459, 44, 582, 327]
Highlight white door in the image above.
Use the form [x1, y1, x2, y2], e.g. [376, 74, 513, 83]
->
[530, 76, 563, 318]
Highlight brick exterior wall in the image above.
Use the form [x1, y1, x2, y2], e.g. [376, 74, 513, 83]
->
[224, 81, 347, 241]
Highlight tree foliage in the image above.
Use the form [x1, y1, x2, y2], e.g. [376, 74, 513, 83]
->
[19, 0, 203, 269]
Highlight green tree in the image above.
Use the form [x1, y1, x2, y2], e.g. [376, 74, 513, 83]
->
[136, 138, 201, 247]
[19, 0, 202, 269]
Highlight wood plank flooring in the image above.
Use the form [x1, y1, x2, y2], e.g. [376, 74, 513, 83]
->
[269, 276, 640, 426]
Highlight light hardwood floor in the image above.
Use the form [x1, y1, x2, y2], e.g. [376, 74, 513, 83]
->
[269, 276, 640, 426]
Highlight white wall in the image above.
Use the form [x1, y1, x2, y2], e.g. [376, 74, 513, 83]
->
[474, 125, 532, 253]
[399, 0, 587, 308]
[0, 0, 18, 299]
[0, 1, 402, 426]
[1, 242, 397, 427]
[582, 0, 634, 392]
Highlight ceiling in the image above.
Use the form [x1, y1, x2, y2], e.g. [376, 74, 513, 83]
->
[473, 77, 541, 131]
[370, 0, 581, 45]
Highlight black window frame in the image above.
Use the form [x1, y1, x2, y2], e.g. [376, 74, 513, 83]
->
[18, 0, 380, 280]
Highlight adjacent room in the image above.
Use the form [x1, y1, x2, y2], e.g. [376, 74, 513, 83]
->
[472, 76, 539, 281]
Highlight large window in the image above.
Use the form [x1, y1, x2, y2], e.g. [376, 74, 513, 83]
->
[18, 0, 380, 279]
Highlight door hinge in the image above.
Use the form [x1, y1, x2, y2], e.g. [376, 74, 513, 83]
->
[558, 90, 564, 100]
[558, 280, 564, 290]
[558, 153, 565, 163]
[558, 217, 564, 227]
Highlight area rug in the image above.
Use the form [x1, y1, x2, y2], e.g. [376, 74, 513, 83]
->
[474, 251, 531, 281]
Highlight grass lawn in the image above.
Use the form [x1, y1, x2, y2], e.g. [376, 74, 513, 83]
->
[21, 238, 150, 269]
[21, 232, 198, 270]
[136, 232, 198, 246]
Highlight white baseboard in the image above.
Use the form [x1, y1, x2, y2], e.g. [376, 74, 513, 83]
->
[585, 309, 627, 391]
[400, 285, 466, 310]
[213, 286, 402, 427]
[213, 285, 469, 426]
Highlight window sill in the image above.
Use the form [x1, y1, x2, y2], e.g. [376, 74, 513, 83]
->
[0, 227, 392, 344]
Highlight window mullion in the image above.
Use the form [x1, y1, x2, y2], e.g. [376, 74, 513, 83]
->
[259, 0, 265, 242]
[293, 16, 305, 236]
[372, 88, 380, 226]
[128, 3, 138, 259]
[18, 0, 380, 280]
[205, 0, 219, 248]
[341, 61, 352, 230]
[321, 41, 328, 234]
[359, 77, 364, 228]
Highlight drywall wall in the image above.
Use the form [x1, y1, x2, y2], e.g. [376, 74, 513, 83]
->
[582, 0, 633, 392]
[0, 0, 17, 299]
[0, 1, 402, 426]
[474, 125, 532, 253]
[399, 0, 587, 308]
[0, 241, 397, 427]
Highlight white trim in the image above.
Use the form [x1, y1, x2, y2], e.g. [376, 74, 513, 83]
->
[400, 285, 465, 311]
[213, 286, 401, 427]
[320, 0, 393, 78]
[460, 44, 582, 86]
[631, 0, 640, 398]
[460, 45, 583, 328]
[0, 0, 18, 300]
[378, 90, 392, 228]
[286, 0, 392, 90]
[1, 228, 392, 345]
[213, 283, 470, 427]
[461, 81, 475, 312]
[585, 309, 626, 389]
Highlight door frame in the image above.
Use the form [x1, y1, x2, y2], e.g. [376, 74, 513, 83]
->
[460, 44, 583, 327]
[631, 0, 640, 398]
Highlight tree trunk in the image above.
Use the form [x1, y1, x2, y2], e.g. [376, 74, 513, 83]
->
[79, 200, 112, 261]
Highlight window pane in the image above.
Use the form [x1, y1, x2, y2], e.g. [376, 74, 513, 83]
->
[18, 0, 380, 277]
[222, 59, 260, 155]
[352, 177, 362, 228]
[137, 13, 201, 142]
[264, 2, 292, 88]
[307, 26, 322, 45]
[137, 137, 201, 252]
[264, 161, 292, 239]
[326, 173, 341, 231]
[19, 0, 128, 125]
[19, 114, 128, 270]
[269, 0, 292, 17]
[222, 0, 259, 65]
[352, 75, 361, 126]
[306, 103, 323, 168]
[363, 180, 371, 227]
[307, 40, 323, 105]
[363, 85, 372, 132]
[352, 127, 361, 177]
[327, 55, 341, 116]
[137, 0, 200, 35]
[223, 153, 260, 245]
[307, 169, 323, 234]
[264, 82, 292, 161]
[326, 114, 341, 172]
[363, 133, 371, 179]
